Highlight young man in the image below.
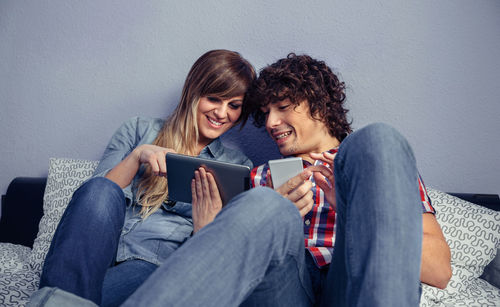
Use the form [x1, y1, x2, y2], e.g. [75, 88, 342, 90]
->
[29, 54, 451, 307]
[242, 53, 452, 306]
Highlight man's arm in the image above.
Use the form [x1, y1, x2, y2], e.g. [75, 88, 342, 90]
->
[420, 213, 452, 289]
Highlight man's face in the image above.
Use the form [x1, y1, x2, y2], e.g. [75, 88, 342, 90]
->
[260, 99, 335, 160]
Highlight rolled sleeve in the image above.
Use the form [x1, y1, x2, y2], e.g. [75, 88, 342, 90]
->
[92, 117, 164, 202]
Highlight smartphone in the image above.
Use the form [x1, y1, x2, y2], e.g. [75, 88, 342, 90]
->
[268, 157, 303, 190]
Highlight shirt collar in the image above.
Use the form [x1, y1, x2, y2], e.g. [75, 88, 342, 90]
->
[199, 138, 224, 159]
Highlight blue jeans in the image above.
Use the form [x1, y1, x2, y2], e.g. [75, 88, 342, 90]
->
[39, 177, 158, 306]
[35, 182, 312, 307]
[31, 123, 423, 307]
[123, 186, 313, 307]
[320, 123, 423, 306]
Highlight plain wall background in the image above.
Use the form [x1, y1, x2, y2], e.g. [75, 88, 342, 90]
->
[1, 0, 499, 201]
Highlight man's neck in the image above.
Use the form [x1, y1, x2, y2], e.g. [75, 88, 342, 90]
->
[295, 137, 340, 164]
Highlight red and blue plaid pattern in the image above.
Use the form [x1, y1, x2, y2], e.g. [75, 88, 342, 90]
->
[250, 148, 435, 268]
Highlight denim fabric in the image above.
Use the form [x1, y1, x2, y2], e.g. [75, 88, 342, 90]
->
[28, 287, 98, 307]
[34, 123, 424, 306]
[123, 187, 314, 307]
[101, 259, 158, 307]
[92, 117, 253, 265]
[33, 188, 313, 307]
[39, 117, 253, 304]
[39, 177, 126, 304]
[320, 123, 423, 306]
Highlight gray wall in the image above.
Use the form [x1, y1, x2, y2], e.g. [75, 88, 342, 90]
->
[1, 0, 499, 200]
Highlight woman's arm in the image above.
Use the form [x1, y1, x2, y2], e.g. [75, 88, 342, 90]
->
[105, 144, 175, 188]
[420, 213, 452, 289]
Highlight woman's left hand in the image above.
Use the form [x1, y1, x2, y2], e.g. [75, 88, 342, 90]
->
[191, 167, 223, 234]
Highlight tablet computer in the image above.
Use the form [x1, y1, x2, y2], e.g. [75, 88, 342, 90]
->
[166, 152, 251, 206]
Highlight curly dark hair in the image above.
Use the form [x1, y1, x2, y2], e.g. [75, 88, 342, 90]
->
[242, 53, 352, 142]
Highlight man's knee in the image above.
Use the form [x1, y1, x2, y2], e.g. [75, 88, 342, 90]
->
[341, 122, 414, 162]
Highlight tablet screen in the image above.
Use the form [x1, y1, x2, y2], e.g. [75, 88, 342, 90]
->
[166, 153, 251, 206]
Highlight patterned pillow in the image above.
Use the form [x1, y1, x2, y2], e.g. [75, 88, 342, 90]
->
[27, 158, 99, 274]
[427, 188, 500, 277]
[420, 189, 500, 306]
[0, 243, 31, 273]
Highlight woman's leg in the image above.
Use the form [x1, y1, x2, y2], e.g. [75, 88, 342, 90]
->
[39, 177, 126, 305]
[100, 259, 158, 307]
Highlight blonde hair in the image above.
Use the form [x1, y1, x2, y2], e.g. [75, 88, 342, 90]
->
[137, 50, 255, 218]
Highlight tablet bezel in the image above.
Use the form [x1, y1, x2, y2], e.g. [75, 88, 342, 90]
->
[166, 152, 251, 206]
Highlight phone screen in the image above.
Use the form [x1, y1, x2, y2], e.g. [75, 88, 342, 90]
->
[268, 157, 303, 189]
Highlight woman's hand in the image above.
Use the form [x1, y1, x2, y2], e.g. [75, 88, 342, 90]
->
[309, 152, 336, 210]
[105, 144, 176, 188]
[135, 144, 176, 177]
[191, 167, 223, 234]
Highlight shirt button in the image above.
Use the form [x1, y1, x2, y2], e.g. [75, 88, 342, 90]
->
[305, 219, 311, 226]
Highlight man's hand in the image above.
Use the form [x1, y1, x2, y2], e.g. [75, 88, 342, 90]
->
[272, 170, 315, 217]
[191, 167, 223, 234]
[309, 152, 336, 210]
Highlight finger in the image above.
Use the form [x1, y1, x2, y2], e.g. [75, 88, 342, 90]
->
[194, 170, 204, 203]
[265, 170, 273, 188]
[157, 151, 167, 176]
[206, 172, 222, 205]
[199, 167, 211, 199]
[299, 201, 314, 217]
[286, 180, 313, 203]
[150, 157, 161, 176]
[191, 178, 198, 206]
[276, 170, 312, 196]
[289, 188, 314, 217]
[307, 165, 333, 181]
[323, 151, 336, 161]
[309, 152, 334, 165]
[313, 172, 332, 194]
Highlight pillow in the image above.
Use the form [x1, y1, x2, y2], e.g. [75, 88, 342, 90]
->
[427, 188, 500, 277]
[420, 189, 500, 306]
[28, 158, 99, 274]
[0, 243, 32, 273]
[481, 251, 500, 288]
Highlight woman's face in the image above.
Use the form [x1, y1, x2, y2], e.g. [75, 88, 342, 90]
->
[197, 95, 244, 146]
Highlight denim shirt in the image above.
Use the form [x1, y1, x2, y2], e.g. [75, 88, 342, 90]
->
[92, 116, 253, 265]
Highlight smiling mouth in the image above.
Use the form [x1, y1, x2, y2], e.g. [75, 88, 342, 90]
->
[207, 116, 224, 127]
[273, 131, 292, 140]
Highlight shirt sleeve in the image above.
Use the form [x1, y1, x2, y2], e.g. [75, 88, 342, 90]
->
[92, 117, 143, 201]
[418, 174, 435, 213]
[250, 163, 270, 188]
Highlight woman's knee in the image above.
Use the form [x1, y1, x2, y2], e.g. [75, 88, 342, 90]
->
[69, 177, 126, 221]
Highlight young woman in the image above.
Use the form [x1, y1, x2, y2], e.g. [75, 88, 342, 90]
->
[38, 49, 255, 306]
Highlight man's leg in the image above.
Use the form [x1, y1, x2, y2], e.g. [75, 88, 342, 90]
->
[39, 177, 126, 305]
[123, 187, 314, 307]
[322, 123, 423, 307]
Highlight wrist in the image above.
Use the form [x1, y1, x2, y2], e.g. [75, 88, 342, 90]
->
[130, 146, 144, 163]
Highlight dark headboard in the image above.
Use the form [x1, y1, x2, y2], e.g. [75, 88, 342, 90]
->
[447, 193, 500, 211]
